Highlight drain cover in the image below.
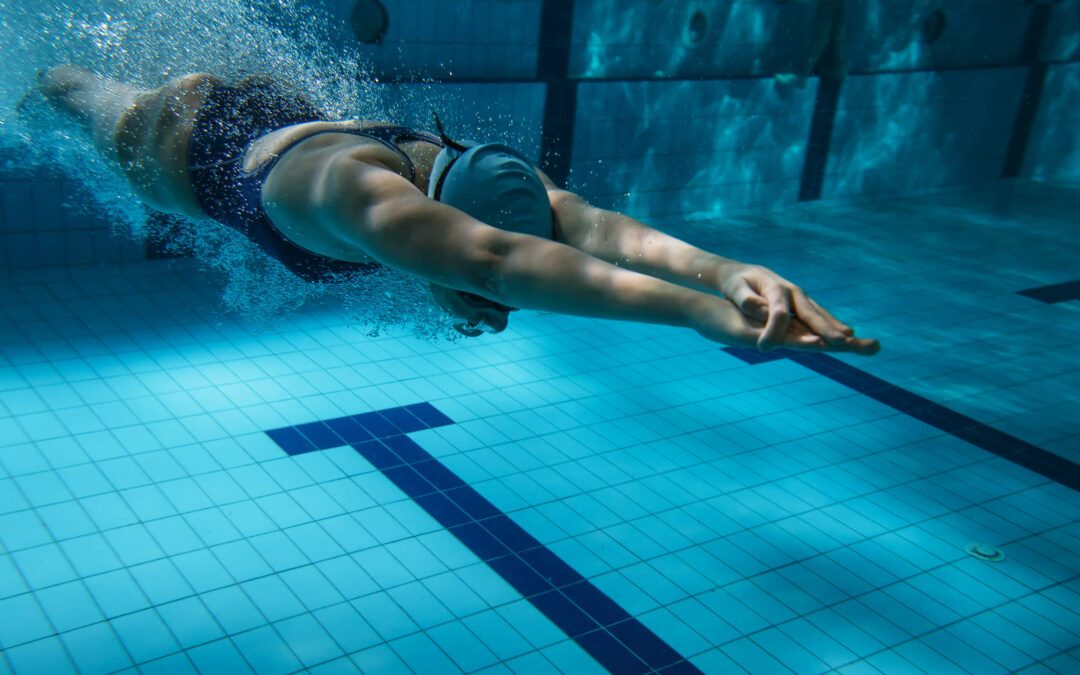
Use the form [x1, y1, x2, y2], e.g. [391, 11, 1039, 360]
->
[965, 542, 1005, 562]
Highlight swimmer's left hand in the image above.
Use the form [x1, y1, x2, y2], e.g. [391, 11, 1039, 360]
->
[718, 263, 879, 355]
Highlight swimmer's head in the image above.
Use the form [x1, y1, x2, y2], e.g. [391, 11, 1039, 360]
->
[427, 113, 553, 336]
[428, 113, 553, 241]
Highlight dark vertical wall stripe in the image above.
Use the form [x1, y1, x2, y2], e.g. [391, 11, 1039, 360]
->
[265, 402, 702, 674]
[798, 76, 844, 201]
[722, 348, 1079, 492]
[1002, 4, 1053, 178]
[1017, 279, 1080, 304]
[538, 0, 577, 187]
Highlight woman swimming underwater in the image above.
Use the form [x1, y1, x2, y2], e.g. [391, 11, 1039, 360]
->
[36, 65, 878, 353]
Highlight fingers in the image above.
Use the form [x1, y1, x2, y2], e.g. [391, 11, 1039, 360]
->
[797, 295, 878, 354]
[804, 294, 854, 337]
[764, 316, 880, 356]
[757, 284, 792, 352]
[791, 291, 847, 344]
[728, 278, 879, 356]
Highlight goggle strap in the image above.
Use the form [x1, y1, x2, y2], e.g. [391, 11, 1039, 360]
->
[432, 111, 470, 153]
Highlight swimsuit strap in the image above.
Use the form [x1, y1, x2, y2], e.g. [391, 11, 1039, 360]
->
[255, 124, 444, 184]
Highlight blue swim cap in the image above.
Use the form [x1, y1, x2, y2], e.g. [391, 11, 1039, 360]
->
[428, 114, 553, 241]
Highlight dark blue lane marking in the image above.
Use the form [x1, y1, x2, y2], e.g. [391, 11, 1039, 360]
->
[723, 348, 1079, 492]
[267, 401, 701, 674]
[1017, 279, 1080, 304]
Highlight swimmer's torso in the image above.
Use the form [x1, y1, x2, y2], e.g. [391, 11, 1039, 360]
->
[244, 121, 441, 264]
[113, 73, 440, 265]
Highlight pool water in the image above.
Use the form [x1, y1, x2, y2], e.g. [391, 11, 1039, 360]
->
[1, 180, 1077, 673]
[2, 0, 1079, 672]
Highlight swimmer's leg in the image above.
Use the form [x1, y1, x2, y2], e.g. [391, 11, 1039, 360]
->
[37, 65, 219, 215]
[37, 65, 144, 160]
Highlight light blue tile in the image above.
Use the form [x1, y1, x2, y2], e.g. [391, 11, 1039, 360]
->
[61, 622, 133, 675]
[12, 543, 77, 589]
[314, 555, 380, 600]
[279, 565, 345, 611]
[201, 585, 266, 634]
[312, 602, 382, 654]
[241, 575, 306, 624]
[273, 614, 343, 668]
[219, 501, 276, 539]
[137, 653, 198, 675]
[4, 636, 77, 674]
[187, 638, 255, 675]
[541, 639, 607, 675]
[390, 631, 459, 674]
[159, 478, 214, 513]
[145, 515, 205, 556]
[780, 616, 859, 670]
[722, 636, 795, 673]
[56, 464, 112, 499]
[184, 507, 243, 547]
[248, 530, 308, 571]
[308, 656, 362, 675]
[254, 492, 311, 529]
[163, 445, 218, 478]
[210, 540, 273, 582]
[893, 639, 969, 674]
[350, 644, 411, 673]
[111, 609, 181, 665]
[233, 625, 304, 674]
[284, 523, 344, 562]
[15, 471, 74, 507]
[353, 546, 415, 589]
[157, 597, 225, 648]
[35, 501, 95, 539]
[351, 592, 419, 641]
[80, 492, 138, 530]
[288, 485, 345, 520]
[0, 593, 54, 649]
[461, 610, 533, 662]
[169, 548, 234, 594]
[387, 581, 454, 629]
[0, 510, 53, 551]
[196, 471, 248, 505]
[427, 620, 499, 672]
[105, 524, 166, 566]
[60, 531, 121, 574]
[35, 580, 103, 633]
[118, 484, 176, 521]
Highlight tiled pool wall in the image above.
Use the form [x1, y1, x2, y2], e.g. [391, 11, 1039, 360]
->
[2, 0, 1079, 269]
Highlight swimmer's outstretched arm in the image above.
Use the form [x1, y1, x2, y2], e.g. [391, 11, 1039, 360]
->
[319, 160, 859, 353]
[542, 186, 879, 355]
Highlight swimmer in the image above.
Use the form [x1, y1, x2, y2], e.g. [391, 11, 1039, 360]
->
[35, 65, 878, 354]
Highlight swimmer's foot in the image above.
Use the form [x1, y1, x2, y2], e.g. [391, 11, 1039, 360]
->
[28, 65, 107, 123]
[14, 70, 53, 122]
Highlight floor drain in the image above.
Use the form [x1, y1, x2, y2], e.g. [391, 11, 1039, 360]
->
[965, 542, 1005, 562]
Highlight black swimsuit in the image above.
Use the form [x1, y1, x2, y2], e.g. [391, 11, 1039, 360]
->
[187, 80, 443, 281]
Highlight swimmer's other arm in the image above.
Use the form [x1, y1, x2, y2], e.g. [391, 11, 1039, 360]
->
[322, 162, 842, 351]
[541, 183, 879, 355]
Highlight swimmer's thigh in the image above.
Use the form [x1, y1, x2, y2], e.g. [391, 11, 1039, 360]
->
[114, 73, 219, 215]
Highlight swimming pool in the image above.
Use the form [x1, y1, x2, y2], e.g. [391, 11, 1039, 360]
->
[1, 1, 1078, 673]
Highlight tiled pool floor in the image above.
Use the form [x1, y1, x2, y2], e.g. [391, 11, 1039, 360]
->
[0, 180, 1077, 673]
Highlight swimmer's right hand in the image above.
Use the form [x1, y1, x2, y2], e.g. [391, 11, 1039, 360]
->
[691, 296, 880, 355]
